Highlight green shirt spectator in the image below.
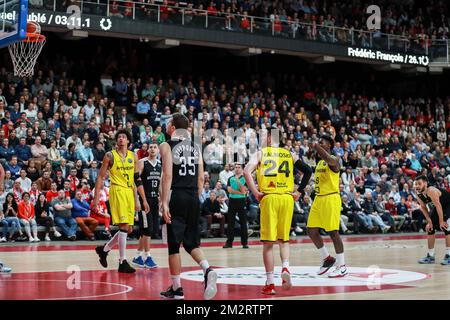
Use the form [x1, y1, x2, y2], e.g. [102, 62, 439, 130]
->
[227, 175, 247, 199]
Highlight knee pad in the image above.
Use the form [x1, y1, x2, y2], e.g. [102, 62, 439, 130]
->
[168, 241, 180, 255]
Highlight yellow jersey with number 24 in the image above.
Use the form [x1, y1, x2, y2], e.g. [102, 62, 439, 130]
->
[256, 147, 294, 194]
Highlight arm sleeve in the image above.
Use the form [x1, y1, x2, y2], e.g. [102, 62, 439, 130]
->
[294, 159, 312, 192]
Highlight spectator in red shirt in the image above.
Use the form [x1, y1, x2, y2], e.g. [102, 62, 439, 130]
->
[46, 182, 59, 203]
[67, 168, 80, 192]
[384, 197, 406, 231]
[273, 15, 282, 34]
[240, 12, 250, 31]
[18, 192, 39, 242]
[160, 0, 173, 22]
[90, 199, 111, 238]
[137, 143, 149, 160]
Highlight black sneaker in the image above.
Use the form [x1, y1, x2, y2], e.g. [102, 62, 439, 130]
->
[17, 235, 27, 241]
[95, 245, 109, 268]
[160, 286, 184, 300]
[118, 259, 136, 273]
[243, 245, 249, 249]
[318, 255, 336, 275]
[203, 267, 218, 300]
[222, 242, 233, 248]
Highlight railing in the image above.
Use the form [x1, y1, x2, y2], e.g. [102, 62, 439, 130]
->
[31, 0, 450, 64]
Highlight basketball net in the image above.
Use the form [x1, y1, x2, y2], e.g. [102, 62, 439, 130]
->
[8, 23, 46, 78]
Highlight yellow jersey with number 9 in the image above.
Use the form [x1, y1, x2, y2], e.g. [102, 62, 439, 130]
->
[314, 159, 339, 196]
[256, 147, 294, 194]
[110, 149, 134, 188]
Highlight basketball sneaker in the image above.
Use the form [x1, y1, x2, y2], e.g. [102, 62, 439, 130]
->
[132, 256, 145, 268]
[144, 256, 158, 269]
[318, 255, 336, 275]
[261, 283, 275, 295]
[328, 265, 348, 278]
[281, 267, 292, 290]
[418, 254, 435, 264]
[53, 230, 62, 238]
[95, 244, 109, 268]
[160, 286, 184, 300]
[440, 254, 450, 265]
[0, 263, 12, 273]
[203, 267, 218, 300]
[118, 260, 136, 273]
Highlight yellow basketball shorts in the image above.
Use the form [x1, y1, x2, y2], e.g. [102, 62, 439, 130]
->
[109, 186, 135, 226]
[307, 193, 341, 232]
[259, 193, 294, 242]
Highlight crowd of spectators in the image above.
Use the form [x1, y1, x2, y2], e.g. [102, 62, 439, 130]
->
[29, 0, 450, 54]
[0, 40, 450, 243]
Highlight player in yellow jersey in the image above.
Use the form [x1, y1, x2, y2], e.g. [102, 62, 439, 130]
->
[244, 128, 312, 295]
[307, 134, 348, 278]
[93, 129, 150, 273]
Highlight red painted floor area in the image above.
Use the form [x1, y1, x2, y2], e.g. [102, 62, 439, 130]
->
[0, 233, 443, 252]
[0, 267, 411, 300]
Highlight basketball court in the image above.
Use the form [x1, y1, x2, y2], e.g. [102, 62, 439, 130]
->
[1, 233, 448, 300]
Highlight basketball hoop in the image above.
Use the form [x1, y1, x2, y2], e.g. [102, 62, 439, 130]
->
[8, 22, 46, 78]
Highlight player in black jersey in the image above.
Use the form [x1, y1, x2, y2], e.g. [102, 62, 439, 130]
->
[414, 175, 450, 265]
[132, 142, 161, 269]
[159, 113, 218, 300]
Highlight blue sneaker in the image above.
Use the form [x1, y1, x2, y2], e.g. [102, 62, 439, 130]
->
[132, 256, 145, 268]
[440, 254, 450, 265]
[144, 256, 157, 269]
[418, 254, 435, 264]
[0, 263, 12, 273]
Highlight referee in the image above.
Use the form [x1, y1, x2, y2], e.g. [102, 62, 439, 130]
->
[223, 163, 249, 249]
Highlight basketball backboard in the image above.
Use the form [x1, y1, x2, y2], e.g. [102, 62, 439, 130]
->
[0, 0, 28, 48]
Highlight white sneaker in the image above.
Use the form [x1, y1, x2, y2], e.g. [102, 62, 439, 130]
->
[45, 236, 51, 241]
[295, 226, 303, 233]
[54, 230, 62, 238]
[0, 263, 12, 273]
[29, 237, 34, 242]
[290, 231, 296, 237]
[382, 225, 391, 233]
[328, 265, 348, 278]
[34, 237, 40, 242]
[281, 268, 292, 290]
[247, 229, 254, 237]
[0, 237, 6, 243]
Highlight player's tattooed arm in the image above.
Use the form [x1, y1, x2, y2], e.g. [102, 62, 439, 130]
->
[428, 187, 449, 231]
[417, 196, 433, 232]
[313, 143, 340, 173]
[92, 152, 112, 212]
[198, 151, 205, 198]
[294, 159, 312, 193]
[159, 142, 173, 224]
[135, 154, 149, 213]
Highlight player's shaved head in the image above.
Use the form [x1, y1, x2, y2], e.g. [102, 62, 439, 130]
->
[172, 113, 189, 129]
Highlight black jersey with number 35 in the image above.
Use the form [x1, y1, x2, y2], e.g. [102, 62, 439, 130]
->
[168, 139, 200, 190]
